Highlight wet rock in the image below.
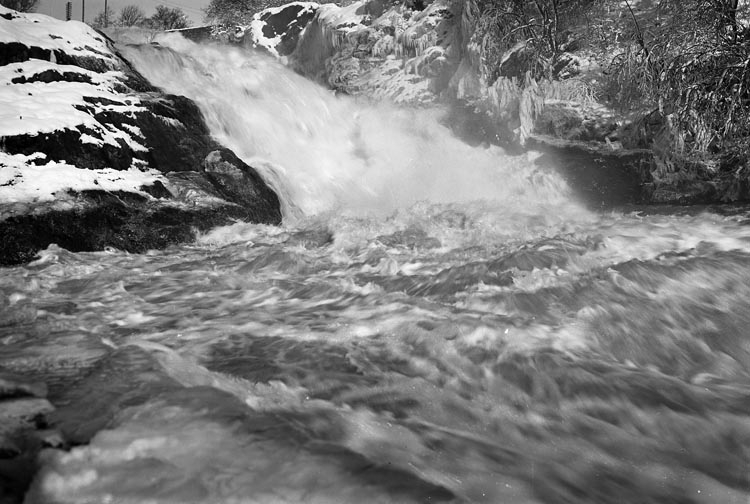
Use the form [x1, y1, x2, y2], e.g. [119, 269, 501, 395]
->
[529, 135, 654, 208]
[164, 26, 215, 43]
[202, 149, 282, 223]
[31, 383, 458, 504]
[0, 189, 279, 266]
[0, 379, 56, 504]
[50, 346, 182, 444]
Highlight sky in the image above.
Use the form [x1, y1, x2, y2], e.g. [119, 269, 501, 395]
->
[36, 0, 210, 25]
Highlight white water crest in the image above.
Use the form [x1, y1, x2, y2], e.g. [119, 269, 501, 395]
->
[6, 34, 750, 504]
[121, 36, 586, 224]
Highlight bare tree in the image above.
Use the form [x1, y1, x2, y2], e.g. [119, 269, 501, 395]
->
[91, 6, 117, 28]
[118, 4, 146, 27]
[147, 4, 191, 30]
[0, 0, 38, 12]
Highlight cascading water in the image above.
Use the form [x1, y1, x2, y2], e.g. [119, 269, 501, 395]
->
[120, 36, 584, 224]
[4, 35, 749, 504]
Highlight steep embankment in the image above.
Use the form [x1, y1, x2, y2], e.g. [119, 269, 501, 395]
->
[0, 7, 281, 266]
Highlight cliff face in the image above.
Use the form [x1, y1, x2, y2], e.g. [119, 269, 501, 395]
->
[0, 7, 282, 266]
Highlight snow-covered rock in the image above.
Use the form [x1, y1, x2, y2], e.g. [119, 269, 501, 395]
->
[247, 0, 459, 105]
[248, 2, 319, 57]
[0, 6, 281, 265]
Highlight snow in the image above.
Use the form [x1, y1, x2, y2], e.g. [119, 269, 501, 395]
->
[249, 2, 319, 57]
[0, 152, 165, 203]
[0, 6, 116, 64]
[0, 5, 155, 204]
[355, 58, 434, 105]
[317, 1, 366, 33]
[0, 61, 146, 144]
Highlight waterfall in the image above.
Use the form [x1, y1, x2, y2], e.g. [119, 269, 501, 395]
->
[121, 35, 585, 224]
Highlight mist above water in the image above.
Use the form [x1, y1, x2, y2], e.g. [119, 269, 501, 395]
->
[122, 36, 585, 224]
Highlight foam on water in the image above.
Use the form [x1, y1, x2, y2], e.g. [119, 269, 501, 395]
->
[5, 34, 750, 504]
[121, 36, 584, 223]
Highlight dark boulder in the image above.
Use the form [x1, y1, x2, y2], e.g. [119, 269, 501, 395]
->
[529, 135, 654, 208]
[0, 373, 58, 504]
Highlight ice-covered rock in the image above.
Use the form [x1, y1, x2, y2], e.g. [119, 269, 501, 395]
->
[246, 0, 459, 105]
[0, 6, 281, 265]
[248, 2, 319, 57]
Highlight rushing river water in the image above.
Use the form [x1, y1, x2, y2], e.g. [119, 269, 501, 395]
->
[2, 36, 749, 503]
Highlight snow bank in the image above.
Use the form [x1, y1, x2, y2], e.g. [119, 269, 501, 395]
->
[0, 6, 115, 62]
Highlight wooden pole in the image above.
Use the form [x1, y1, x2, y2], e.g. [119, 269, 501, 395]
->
[104, 0, 108, 27]
[82, 0, 85, 22]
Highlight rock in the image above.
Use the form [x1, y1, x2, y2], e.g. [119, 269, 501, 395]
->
[248, 2, 319, 57]
[285, 0, 458, 104]
[0, 6, 282, 265]
[529, 135, 654, 208]
[0, 385, 57, 504]
[47, 347, 181, 445]
[201, 149, 281, 222]
[164, 26, 215, 43]
[495, 41, 535, 81]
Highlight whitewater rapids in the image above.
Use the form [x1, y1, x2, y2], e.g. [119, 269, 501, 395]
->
[3, 36, 748, 504]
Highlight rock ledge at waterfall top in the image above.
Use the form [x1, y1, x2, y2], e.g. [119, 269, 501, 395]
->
[0, 6, 282, 266]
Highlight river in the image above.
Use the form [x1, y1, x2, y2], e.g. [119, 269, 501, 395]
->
[2, 36, 749, 503]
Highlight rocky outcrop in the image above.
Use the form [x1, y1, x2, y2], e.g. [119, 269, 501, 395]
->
[0, 7, 282, 266]
[244, 0, 458, 104]
[0, 372, 59, 504]
[529, 136, 653, 208]
[247, 2, 319, 57]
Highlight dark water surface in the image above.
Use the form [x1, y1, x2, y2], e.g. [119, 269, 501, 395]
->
[2, 36, 749, 503]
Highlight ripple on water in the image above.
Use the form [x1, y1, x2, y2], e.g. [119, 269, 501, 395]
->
[4, 205, 750, 503]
